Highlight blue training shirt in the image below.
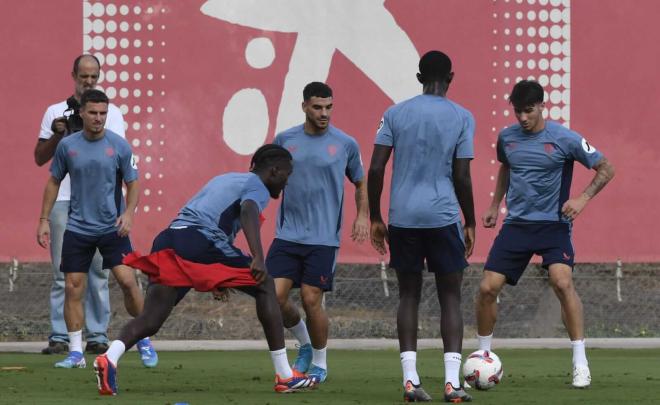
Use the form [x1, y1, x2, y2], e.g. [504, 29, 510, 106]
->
[170, 172, 270, 257]
[375, 94, 475, 228]
[497, 121, 604, 223]
[50, 130, 138, 236]
[273, 124, 364, 247]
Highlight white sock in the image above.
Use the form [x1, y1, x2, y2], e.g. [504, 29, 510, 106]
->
[270, 348, 293, 379]
[312, 346, 327, 370]
[571, 339, 588, 367]
[400, 351, 420, 386]
[106, 340, 126, 366]
[478, 333, 493, 351]
[68, 330, 83, 353]
[444, 352, 462, 387]
[287, 319, 311, 346]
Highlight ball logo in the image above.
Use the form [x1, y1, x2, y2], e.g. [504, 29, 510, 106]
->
[130, 154, 138, 169]
[377, 118, 384, 133]
[581, 138, 596, 154]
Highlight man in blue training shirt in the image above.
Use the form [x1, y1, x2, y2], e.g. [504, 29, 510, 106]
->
[93, 144, 317, 395]
[267, 82, 369, 384]
[37, 89, 157, 370]
[369, 50, 476, 403]
[476, 80, 615, 389]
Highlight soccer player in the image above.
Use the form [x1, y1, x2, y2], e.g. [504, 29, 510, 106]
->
[267, 82, 368, 383]
[93, 144, 318, 395]
[369, 51, 475, 403]
[36, 89, 157, 369]
[476, 80, 615, 388]
[35, 54, 123, 356]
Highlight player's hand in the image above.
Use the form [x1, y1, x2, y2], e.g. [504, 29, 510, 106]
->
[561, 194, 590, 221]
[37, 219, 51, 248]
[51, 117, 68, 136]
[482, 205, 499, 228]
[116, 212, 134, 237]
[351, 215, 369, 243]
[463, 225, 475, 259]
[250, 258, 267, 285]
[370, 220, 389, 255]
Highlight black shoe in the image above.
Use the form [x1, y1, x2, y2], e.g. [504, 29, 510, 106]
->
[85, 342, 109, 354]
[41, 341, 69, 355]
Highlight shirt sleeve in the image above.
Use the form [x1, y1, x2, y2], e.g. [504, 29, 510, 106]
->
[345, 137, 365, 183]
[455, 110, 475, 159]
[38, 106, 57, 140]
[106, 104, 126, 138]
[496, 135, 508, 164]
[374, 109, 393, 146]
[272, 133, 284, 146]
[561, 130, 604, 169]
[241, 175, 270, 212]
[118, 139, 138, 183]
[49, 142, 68, 181]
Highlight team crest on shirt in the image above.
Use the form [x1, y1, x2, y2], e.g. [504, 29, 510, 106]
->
[581, 138, 597, 154]
[543, 143, 556, 154]
[68, 149, 78, 158]
[287, 145, 298, 153]
[130, 153, 138, 169]
[105, 147, 115, 157]
[505, 142, 517, 150]
[327, 144, 337, 156]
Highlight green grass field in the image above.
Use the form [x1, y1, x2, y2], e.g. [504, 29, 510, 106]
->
[1, 349, 659, 404]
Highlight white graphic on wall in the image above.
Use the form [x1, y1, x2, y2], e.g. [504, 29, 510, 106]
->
[201, 0, 420, 155]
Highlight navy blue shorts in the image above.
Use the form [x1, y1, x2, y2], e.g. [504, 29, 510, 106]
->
[151, 226, 252, 303]
[388, 223, 468, 274]
[266, 239, 338, 291]
[484, 222, 574, 286]
[61, 230, 132, 273]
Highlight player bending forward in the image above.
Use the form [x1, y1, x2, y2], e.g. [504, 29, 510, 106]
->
[93, 144, 317, 395]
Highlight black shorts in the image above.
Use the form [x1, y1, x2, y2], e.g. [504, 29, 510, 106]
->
[484, 222, 574, 286]
[150, 226, 252, 303]
[266, 239, 338, 291]
[388, 223, 468, 274]
[61, 230, 132, 272]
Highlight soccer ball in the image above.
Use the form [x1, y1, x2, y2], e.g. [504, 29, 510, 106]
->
[462, 350, 503, 390]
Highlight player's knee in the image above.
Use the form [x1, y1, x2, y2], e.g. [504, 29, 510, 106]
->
[301, 292, 322, 313]
[478, 280, 501, 300]
[550, 276, 574, 294]
[64, 281, 84, 299]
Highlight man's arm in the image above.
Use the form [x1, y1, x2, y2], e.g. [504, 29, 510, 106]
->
[116, 180, 139, 237]
[483, 163, 510, 228]
[452, 157, 476, 258]
[240, 199, 267, 284]
[34, 118, 67, 166]
[367, 144, 392, 254]
[562, 157, 615, 220]
[351, 179, 369, 242]
[37, 176, 61, 247]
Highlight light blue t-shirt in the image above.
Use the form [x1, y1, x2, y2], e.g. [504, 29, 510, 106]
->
[50, 130, 138, 236]
[273, 124, 364, 247]
[497, 121, 604, 223]
[170, 172, 270, 256]
[375, 94, 475, 228]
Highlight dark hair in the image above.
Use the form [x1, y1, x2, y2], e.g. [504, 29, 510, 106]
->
[303, 82, 333, 101]
[509, 80, 544, 108]
[250, 144, 292, 171]
[73, 54, 101, 74]
[80, 89, 109, 107]
[418, 51, 452, 82]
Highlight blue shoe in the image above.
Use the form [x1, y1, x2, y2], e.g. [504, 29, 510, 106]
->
[292, 343, 312, 373]
[308, 364, 328, 383]
[54, 351, 86, 368]
[137, 338, 158, 368]
[94, 354, 117, 395]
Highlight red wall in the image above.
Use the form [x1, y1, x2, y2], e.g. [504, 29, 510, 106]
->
[1, 0, 657, 263]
